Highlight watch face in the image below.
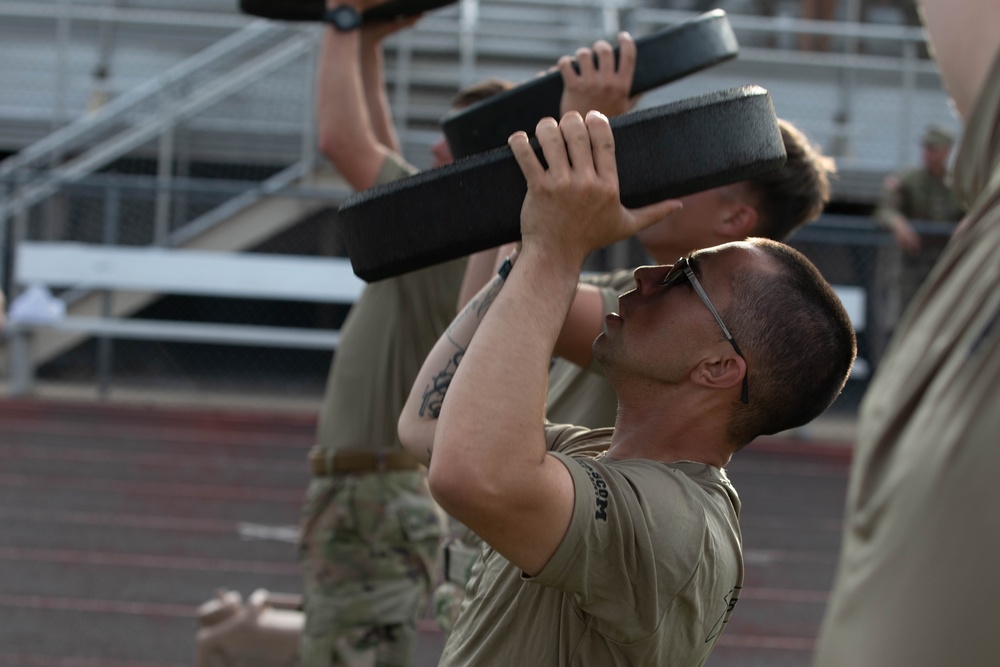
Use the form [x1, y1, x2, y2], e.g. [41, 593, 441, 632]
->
[324, 5, 361, 30]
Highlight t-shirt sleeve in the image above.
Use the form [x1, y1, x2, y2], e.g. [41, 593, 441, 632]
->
[531, 451, 707, 642]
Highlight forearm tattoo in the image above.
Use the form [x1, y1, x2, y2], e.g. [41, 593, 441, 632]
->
[419, 275, 505, 419]
[476, 278, 501, 318]
[420, 342, 463, 418]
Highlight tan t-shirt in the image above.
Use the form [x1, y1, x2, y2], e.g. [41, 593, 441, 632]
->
[316, 153, 467, 452]
[440, 424, 744, 667]
[545, 269, 634, 429]
[814, 49, 1000, 666]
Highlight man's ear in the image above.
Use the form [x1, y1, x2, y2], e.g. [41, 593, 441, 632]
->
[718, 203, 758, 240]
[690, 351, 746, 394]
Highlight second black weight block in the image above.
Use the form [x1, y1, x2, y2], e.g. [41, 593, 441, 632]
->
[441, 10, 739, 160]
[339, 85, 785, 282]
[239, 0, 457, 23]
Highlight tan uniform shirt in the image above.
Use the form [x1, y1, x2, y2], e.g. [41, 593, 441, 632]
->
[814, 49, 1000, 666]
[316, 153, 467, 452]
[874, 167, 965, 228]
[441, 424, 744, 667]
[873, 166, 966, 313]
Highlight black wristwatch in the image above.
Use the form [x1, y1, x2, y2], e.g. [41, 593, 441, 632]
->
[321, 5, 362, 31]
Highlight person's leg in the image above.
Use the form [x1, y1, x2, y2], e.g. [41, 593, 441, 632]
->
[298, 473, 443, 667]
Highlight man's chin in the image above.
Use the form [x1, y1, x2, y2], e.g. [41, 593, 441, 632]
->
[592, 337, 613, 369]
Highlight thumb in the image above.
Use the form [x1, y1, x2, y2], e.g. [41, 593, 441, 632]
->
[626, 198, 683, 234]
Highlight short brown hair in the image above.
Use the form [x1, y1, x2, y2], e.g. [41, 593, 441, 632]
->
[722, 238, 856, 446]
[746, 119, 837, 241]
[451, 78, 514, 111]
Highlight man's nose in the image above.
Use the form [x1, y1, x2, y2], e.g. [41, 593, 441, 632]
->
[632, 264, 673, 295]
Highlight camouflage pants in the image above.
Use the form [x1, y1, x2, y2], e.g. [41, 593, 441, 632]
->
[297, 469, 445, 667]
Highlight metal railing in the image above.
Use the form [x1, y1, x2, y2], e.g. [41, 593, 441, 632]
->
[0, 14, 321, 297]
[0, 0, 957, 401]
[0, 0, 948, 298]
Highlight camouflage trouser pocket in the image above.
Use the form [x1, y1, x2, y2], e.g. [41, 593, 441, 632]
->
[299, 474, 441, 590]
[297, 472, 445, 667]
[432, 535, 483, 633]
[432, 581, 466, 634]
[390, 486, 446, 577]
[299, 564, 427, 667]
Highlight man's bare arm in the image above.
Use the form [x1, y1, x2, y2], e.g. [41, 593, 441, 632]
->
[554, 284, 607, 368]
[316, 14, 387, 191]
[456, 246, 503, 311]
[316, 3, 418, 191]
[359, 17, 420, 152]
[399, 251, 514, 464]
[427, 112, 681, 576]
[455, 33, 637, 363]
[549, 31, 640, 367]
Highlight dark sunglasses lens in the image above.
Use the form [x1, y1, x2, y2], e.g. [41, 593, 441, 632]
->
[663, 261, 688, 287]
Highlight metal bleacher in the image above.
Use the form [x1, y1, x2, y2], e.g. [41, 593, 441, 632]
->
[0, 0, 954, 183]
[0, 0, 956, 393]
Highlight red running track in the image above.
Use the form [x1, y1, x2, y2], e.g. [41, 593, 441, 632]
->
[0, 398, 853, 667]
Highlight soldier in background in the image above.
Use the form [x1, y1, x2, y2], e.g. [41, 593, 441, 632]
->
[300, 5, 511, 665]
[870, 123, 965, 359]
[304, 5, 639, 663]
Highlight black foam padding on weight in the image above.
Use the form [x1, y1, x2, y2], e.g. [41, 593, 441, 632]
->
[441, 10, 738, 160]
[339, 85, 785, 282]
[239, 0, 457, 22]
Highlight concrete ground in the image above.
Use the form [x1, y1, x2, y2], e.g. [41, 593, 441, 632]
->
[0, 391, 856, 667]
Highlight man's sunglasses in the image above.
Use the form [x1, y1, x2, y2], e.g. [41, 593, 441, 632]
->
[661, 257, 749, 404]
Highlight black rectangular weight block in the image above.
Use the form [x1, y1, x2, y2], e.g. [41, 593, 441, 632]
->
[239, 0, 457, 23]
[440, 10, 739, 160]
[338, 85, 786, 282]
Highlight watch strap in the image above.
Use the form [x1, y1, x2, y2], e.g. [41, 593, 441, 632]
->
[321, 5, 362, 31]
